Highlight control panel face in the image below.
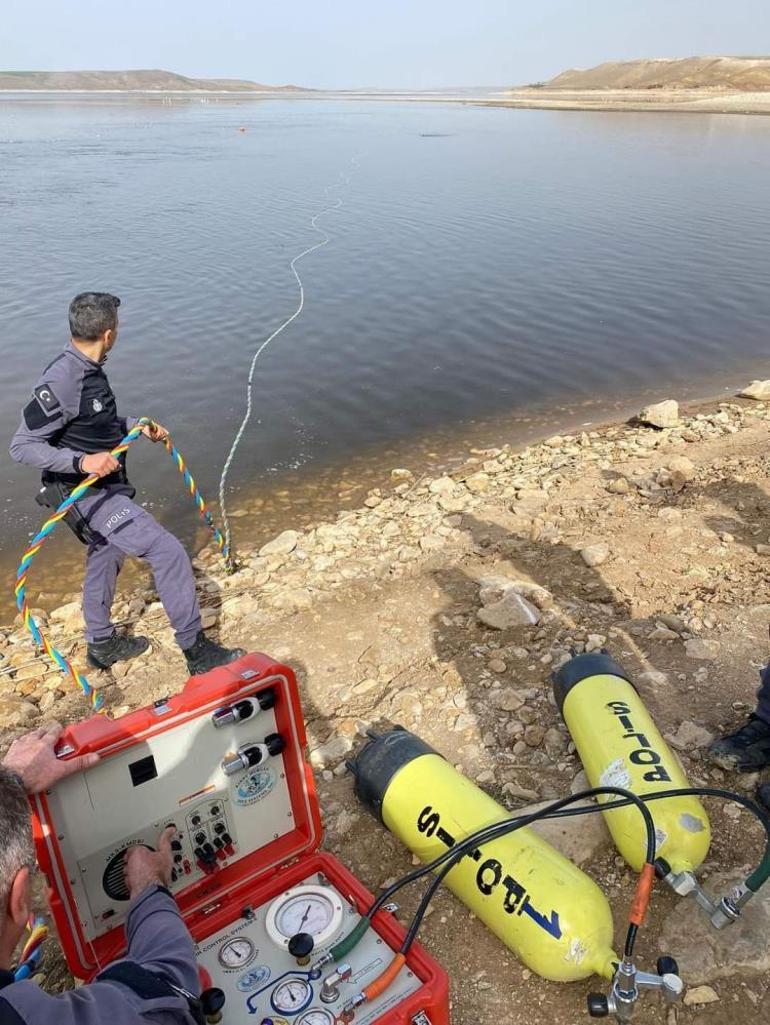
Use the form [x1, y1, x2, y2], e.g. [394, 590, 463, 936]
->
[196, 871, 422, 1025]
[43, 685, 300, 941]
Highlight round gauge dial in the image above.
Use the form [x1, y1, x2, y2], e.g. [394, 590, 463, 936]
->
[266, 885, 345, 950]
[298, 1010, 335, 1025]
[271, 978, 313, 1015]
[217, 936, 255, 970]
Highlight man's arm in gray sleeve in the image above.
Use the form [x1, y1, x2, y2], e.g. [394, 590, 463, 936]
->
[123, 884, 200, 995]
[9, 358, 85, 474]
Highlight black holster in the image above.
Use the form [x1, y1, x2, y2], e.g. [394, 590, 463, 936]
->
[35, 482, 100, 547]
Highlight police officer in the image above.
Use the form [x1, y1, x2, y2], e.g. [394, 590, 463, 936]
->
[10, 292, 243, 676]
[0, 725, 200, 1024]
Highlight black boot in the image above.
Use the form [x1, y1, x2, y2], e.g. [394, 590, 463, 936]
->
[758, 783, 770, 811]
[87, 632, 150, 670]
[707, 716, 770, 772]
[183, 630, 245, 676]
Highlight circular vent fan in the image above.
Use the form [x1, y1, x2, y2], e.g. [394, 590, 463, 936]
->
[102, 845, 152, 901]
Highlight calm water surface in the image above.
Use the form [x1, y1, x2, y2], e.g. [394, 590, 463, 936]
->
[1, 96, 769, 600]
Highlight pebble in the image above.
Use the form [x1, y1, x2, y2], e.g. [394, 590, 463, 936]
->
[683, 985, 719, 1007]
[580, 543, 610, 568]
[259, 530, 299, 558]
[639, 399, 679, 429]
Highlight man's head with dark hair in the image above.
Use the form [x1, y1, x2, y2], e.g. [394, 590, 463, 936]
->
[68, 292, 121, 343]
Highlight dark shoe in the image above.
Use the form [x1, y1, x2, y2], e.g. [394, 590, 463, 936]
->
[183, 630, 245, 676]
[87, 632, 150, 670]
[707, 716, 770, 772]
[758, 783, 770, 811]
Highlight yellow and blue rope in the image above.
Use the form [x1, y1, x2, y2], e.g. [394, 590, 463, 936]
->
[13, 917, 48, 981]
[14, 418, 232, 712]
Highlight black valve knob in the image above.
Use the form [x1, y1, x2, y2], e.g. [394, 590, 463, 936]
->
[288, 932, 315, 963]
[200, 987, 226, 1023]
[587, 993, 610, 1018]
[657, 955, 679, 977]
[257, 687, 276, 710]
[265, 732, 286, 757]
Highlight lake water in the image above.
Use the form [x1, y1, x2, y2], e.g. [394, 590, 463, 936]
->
[1, 95, 769, 608]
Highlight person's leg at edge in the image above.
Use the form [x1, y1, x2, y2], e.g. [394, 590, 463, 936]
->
[708, 661, 770, 773]
[83, 538, 151, 669]
[83, 539, 125, 642]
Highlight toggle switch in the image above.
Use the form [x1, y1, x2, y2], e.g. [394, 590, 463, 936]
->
[221, 733, 285, 776]
[211, 688, 276, 728]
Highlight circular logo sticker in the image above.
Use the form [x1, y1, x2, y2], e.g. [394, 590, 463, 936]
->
[234, 766, 276, 806]
[236, 964, 271, 993]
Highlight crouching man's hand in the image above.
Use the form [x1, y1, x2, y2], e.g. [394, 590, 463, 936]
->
[124, 826, 175, 900]
[2, 722, 100, 794]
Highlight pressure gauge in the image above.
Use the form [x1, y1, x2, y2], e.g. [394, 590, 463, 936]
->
[266, 885, 344, 950]
[217, 935, 255, 970]
[298, 1010, 335, 1025]
[271, 978, 313, 1015]
[297, 1008, 334, 1025]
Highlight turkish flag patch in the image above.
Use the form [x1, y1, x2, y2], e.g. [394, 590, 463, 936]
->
[34, 384, 61, 414]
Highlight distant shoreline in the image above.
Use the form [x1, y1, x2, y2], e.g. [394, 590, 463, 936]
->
[2, 86, 769, 114]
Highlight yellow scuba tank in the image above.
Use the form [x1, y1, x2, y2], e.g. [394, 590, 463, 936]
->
[350, 727, 617, 983]
[553, 652, 711, 875]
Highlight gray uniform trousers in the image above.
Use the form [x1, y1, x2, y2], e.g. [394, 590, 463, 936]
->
[78, 486, 202, 650]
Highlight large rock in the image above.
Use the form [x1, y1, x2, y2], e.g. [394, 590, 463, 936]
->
[666, 456, 696, 492]
[512, 489, 548, 517]
[638, 399, 679, 429]
[684, 638, 720, 661]
[49, 600, 84, 632]
[580, 543, 610, 568]
[309, 735, 353, 769]
[739, 380, 770, 401]
[659, 873, 770, 982]
[0, 698, 37, 729]
[259, 530, 299, 558]
[477, 591, 541, 630]
[666, 720, 714, 752]
[477, 575, 553, 610]
[523, 798, 611, 866]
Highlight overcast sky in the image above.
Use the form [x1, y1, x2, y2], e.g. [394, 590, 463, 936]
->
[4, 0, 769, 90]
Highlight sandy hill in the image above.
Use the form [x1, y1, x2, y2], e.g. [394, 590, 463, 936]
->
[542, 56, 770, 91]
[0, 69, 307, 92]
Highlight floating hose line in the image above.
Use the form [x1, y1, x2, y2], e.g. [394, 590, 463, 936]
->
[218, 155, 361, 564]
[14, 418, 230, 711]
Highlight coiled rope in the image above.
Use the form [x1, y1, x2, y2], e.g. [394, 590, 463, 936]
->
[14, 418, 230, 711]
[218, 156, 360, 560]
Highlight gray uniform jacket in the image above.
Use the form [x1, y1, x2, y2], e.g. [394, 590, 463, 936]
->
[0, 886, 198, 1025]
[9, 341, 139, 491]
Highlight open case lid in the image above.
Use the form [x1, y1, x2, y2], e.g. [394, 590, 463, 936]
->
[31, 652, 323, 979]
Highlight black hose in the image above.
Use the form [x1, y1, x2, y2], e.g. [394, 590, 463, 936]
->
[395, 786, 657, 955]
[381, 785, 770, 957]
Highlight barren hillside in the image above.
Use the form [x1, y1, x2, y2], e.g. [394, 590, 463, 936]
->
[0, 69, 307, 91]
[543, 56, 770, 91]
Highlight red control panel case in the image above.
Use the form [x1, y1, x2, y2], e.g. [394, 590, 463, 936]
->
[31, 653, 450, 1025]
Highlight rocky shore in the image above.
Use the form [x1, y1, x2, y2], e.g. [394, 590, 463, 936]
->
[4, 387, 770, 1023]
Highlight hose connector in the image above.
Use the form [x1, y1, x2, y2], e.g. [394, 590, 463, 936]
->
[342, 992, 367, 1015]
[587, 957, 683, 1022]
[711, 882, 753, 929]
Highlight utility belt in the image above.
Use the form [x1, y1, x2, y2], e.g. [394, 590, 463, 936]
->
[36, 482, 101, 547]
